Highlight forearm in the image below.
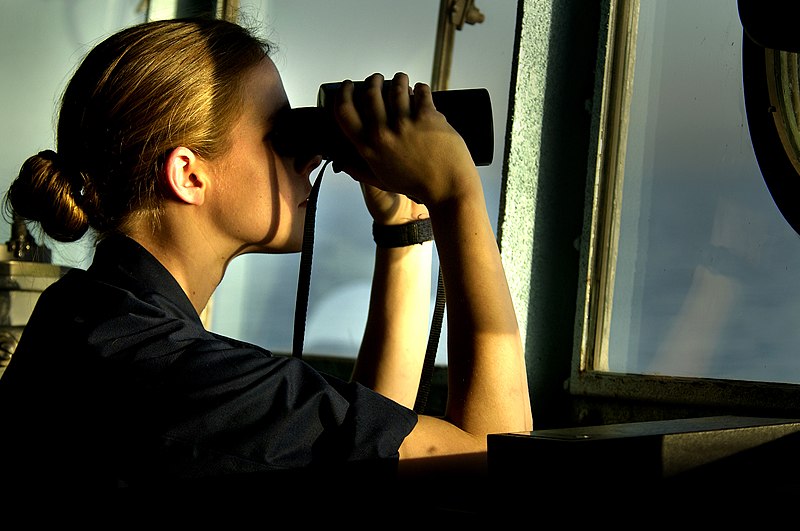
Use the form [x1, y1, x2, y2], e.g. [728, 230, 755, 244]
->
[429, 185, 532, 434]
[352, 241, 433, 408]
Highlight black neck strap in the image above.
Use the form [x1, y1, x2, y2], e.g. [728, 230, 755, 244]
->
[291, 161, 445, 413]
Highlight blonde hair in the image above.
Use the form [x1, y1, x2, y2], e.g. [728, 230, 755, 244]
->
[5, 18, 272, 242]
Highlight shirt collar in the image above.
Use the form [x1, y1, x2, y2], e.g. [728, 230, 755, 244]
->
[89, 234, 201, 324]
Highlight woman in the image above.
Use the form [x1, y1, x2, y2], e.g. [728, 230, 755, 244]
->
[0, 17, 531, 509]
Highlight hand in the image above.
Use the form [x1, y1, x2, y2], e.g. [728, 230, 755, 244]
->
[360, 184, 429, 225]
[332, 72, 481, 207]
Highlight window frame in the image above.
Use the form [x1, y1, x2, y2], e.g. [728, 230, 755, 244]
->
[528, 0, 800, 427]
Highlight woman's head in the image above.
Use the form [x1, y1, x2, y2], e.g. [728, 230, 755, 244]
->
[6, 17, 272, 242]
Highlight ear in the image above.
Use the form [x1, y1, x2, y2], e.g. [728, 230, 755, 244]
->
[165, 146, 206, 206]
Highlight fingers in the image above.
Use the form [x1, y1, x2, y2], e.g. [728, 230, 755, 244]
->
[362, 73, 387, 130]
[336, 73, 415, 136]
[333, 73, 388, 149]
[412, 82, 434, 115]
[388, 72, 411, 125]
[332, 73, 450, 203]
[334, 79, 360, 141]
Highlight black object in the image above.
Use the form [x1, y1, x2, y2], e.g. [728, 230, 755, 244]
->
[741, 35, 800, 236]
[488, 416, 800, 515]
[738, 0, 800, 52]
[739, 0, 800, 236]
[372, 218, 433, 248]
[272, 81, 494, 167]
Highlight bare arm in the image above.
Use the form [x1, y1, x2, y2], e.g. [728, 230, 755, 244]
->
[352, 233, 433, 408]
[350, 174, 434, 407]
[334, 72, 532, 474]
[401, 182, 532, 466]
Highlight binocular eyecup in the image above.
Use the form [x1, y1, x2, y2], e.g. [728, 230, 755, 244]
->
[271, 82, 494, 167]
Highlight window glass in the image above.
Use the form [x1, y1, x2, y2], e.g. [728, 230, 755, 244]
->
[605, 0, 800, 383]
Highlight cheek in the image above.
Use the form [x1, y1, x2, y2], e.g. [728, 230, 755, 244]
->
[258, 164, 299, 242]
[273, 155, 305, 202]
[275, 175, 302, 226]
[224, 159, 274, 231]
[247, 153, 279, 210]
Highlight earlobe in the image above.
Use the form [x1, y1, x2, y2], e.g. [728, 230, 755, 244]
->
[165, 146, 205, 206]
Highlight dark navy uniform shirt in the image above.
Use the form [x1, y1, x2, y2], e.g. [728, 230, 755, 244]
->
[0, 235, 417, 495]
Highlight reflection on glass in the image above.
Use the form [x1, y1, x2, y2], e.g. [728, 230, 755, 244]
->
[605, 0, 800, 384]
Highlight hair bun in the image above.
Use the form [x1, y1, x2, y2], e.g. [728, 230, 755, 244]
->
[7, 150, 90, 242]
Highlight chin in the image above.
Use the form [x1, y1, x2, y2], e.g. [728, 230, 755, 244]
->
[270, 238, 304, 254]
[271, 245, 303, 255]
[238, 239, 302, 256]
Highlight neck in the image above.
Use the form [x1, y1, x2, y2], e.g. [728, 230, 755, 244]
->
[127, 219, 231, 317]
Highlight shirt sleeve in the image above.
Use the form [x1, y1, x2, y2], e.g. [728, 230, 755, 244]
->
[0, 242, 419, 493]
[112, 332, 418, 483]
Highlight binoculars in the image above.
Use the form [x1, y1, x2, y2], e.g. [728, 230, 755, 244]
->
[271, 81, 494, 167]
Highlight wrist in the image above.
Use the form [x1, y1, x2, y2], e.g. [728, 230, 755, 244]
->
[372, 218, 433, 248]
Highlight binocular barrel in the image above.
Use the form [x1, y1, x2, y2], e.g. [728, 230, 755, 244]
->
[271, 83, 494, 167]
